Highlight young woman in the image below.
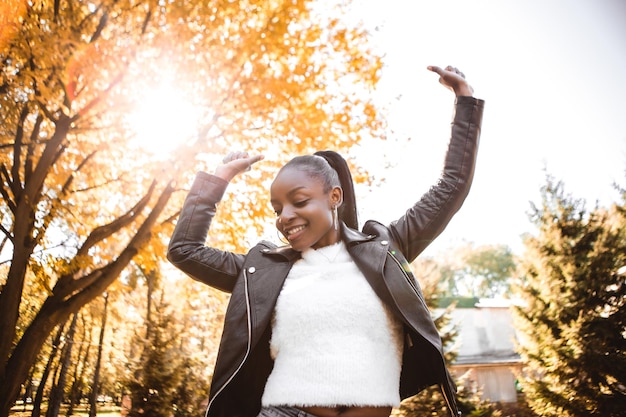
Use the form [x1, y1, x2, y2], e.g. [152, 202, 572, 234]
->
[168, 65, 484, 417]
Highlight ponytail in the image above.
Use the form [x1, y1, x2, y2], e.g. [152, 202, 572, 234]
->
[314, 150, 359, 230]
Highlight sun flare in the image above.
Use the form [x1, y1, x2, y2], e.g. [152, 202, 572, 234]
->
[126, 82, 201, 158]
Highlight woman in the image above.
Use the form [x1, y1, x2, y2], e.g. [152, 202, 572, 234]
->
[168, 65, 484, 417]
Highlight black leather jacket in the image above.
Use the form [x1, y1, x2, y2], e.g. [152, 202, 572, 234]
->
[168, 96, 484, 417]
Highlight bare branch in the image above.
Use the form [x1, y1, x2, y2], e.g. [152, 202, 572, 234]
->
[11, 106, 29, 198]
[76, 180, 157, 258]
[140, 7, 152, 35]
[89, 11, 108, 43]
[160, 210, 180, 226]
[73, 71, 124, 121]
[78, 2, 103, 31]
[53, 0, 60, 20]
[24, 114, 71, 208]
[30, 150, 99, 250]
[56, 181, 174, 301]
[0, 224, 13, 244]
[24, 113, 43, 184]
[0, 165, 16, 213]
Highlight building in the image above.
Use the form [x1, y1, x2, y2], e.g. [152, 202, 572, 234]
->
[444, 300, 523, 404]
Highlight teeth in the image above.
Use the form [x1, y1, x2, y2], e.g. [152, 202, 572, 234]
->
[286, 225, 305, 236]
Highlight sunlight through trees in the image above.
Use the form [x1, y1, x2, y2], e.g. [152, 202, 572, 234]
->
[0, 1, 382, 415]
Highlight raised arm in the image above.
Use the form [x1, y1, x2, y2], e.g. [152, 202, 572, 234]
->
[167, 152, 264, 292]
[386, 66, 484, 262]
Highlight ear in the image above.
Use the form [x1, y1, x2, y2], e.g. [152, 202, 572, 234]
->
[329, 186, 343, 207]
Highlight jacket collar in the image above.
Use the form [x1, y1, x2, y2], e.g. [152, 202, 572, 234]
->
[340, 222, 376, 244]
[263, 222, 375, 261]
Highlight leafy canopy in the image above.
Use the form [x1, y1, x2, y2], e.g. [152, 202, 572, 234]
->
[0, 0, 384, 413]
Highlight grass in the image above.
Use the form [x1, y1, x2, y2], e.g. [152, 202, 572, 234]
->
[10, 404, 122, 416]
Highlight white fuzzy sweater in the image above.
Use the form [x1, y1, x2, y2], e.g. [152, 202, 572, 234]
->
[261, 241, 404, 407]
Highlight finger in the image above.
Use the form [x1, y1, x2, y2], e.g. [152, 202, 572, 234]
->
[248, 154, 265, 165]
[242, 154, 264, 171]
[427, 65, 444, 75]
[221, 153, 233, 164]
[222, 151, 248, 164]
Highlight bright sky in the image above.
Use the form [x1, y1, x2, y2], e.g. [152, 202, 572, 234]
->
[349, 0, 626, 255]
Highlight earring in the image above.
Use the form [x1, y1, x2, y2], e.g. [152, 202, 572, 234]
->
[276, 229, 289, 245]
[333, 205, 338, 231]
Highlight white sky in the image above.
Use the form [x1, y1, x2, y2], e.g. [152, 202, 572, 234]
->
[349, 0, 626, 255]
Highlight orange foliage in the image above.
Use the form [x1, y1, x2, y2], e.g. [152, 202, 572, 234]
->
[0, 0, 27, 53]
[0, 1, 386, 410]
[1, 0, 385, 256]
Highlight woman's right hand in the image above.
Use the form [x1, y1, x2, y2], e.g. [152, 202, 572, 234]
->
[215, 151, 264, 181]
[427, 65, 474, 97]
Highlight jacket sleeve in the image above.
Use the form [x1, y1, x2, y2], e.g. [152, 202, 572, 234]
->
[167, 171, 245, 293]
[388, 96, 484, 262]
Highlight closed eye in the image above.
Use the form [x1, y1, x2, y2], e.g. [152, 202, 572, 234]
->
[272, 199, 308, 216]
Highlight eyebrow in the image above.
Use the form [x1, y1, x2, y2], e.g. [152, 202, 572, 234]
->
[270, 186, 307, 204]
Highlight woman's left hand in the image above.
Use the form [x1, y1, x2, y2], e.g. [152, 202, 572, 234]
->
[427, 65, 474, 97]
[215, 151, 264, 182]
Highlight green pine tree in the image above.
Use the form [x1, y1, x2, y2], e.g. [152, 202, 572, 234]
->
[392, 260, 501, 417]
[171, 357, 210, 417]
[514, 176, 626, 416]
[126, 299, 185, 417]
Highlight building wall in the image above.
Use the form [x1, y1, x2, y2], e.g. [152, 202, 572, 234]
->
[442, 304, 523, 404]
[452, 363, 523, 403]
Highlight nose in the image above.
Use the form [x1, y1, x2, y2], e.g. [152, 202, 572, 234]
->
[278, 206, 296, 225]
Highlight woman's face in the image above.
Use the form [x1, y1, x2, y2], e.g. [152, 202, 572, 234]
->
[270, 167, 342, 251]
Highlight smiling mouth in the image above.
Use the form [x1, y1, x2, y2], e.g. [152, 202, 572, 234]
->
[285, 225, 306, 237]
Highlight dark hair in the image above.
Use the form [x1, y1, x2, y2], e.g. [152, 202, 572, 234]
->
[280, 150, 358, 230]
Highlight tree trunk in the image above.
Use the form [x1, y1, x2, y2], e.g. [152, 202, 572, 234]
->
[67, 316, 90, 417]
[89, 293, 108, 417]
[145, 269, 155, 340]
[0, 183, 174, 417]
[31, 324, 66, 417]
[46, 314, 78, 417]
[0, 117, 70, 380]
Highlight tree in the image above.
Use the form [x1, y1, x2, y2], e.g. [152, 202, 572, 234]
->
[0, 0, 382, 415]
[119, 267, 224, 416]
[31, 324, 66, 417]
[513, 176, 626, 416]
[126, 291, 186, 417]
[437, 243, 516, 299]
[45, 314, 78, 417]
[88, 293, 108, 417]
[462, 244, 516, 298]
[66, 314, 93, 416]
[170, 357, 211, 417]
[391, 258, 501, 417]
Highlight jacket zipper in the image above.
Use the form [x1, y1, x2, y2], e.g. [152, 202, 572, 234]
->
[205, 268, 253, 417]
[387, 251, 459, 417]
[440, 383, 460, 416]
